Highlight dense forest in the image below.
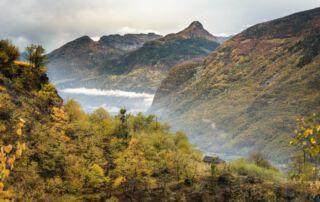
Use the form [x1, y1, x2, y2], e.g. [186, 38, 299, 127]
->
[0, 40, 320, 201]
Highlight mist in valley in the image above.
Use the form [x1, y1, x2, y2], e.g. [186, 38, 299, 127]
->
[58, 87, 154, 115]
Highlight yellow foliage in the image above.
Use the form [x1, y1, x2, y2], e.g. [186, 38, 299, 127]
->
[3, 145, 12, 154]
[3, 169, 10, 177]
[21, 143, 26, 150]
[304, 129, 313, 137]
[15, 149, 22, 158]
[0, 124, 6, 133]
[113, 176, 126, 188]
[7, 157, 15, 167]
[14, 60, 32, 67]
[16, 128, 22, 136]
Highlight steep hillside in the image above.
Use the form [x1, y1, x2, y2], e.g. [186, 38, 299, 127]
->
[149, 7, 320, 162]
[47, 22, 220, 92]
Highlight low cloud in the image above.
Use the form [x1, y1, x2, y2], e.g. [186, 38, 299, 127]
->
[60, 87, 154, 99]
[117, 26, 160, 35]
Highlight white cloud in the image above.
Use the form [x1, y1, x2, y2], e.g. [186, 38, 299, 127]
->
[90, 36, 100, 41]
[117, 26, 160, 35]
[60, 87, 154, 99]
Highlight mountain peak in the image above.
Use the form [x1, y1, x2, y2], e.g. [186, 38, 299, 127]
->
[159, 21, 217, 42]
[74, 35, 94, 43]
[178, 21, 217, 41]
[187, 21, 204, 29]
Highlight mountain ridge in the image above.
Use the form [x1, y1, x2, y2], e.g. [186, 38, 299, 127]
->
[47, 21, 221, 92]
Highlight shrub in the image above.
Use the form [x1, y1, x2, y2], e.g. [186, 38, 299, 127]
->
[248, 152, 276, 170]
[230, 159, 284, 182]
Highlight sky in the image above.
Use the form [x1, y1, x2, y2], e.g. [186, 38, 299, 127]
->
[1, 0, 319, 52]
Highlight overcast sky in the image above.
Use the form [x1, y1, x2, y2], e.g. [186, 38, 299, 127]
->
[0, 0, 319, 52]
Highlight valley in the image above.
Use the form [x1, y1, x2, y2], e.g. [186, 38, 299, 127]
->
[1, 2, 320, 201]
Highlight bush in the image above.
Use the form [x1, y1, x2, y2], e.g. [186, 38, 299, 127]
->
[248, 152, 276, 170]
[0, 40, 19, 68]
[230, 159, 284, 182]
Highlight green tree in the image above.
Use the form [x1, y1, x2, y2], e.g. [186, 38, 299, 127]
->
[89, 107, 110, 122]
[117, 108, 129, 139]
[25, 44, 47, 69]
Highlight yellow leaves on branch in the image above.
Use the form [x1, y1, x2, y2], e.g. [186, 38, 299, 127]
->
[16, 118, 25, 137]
[15, 148, 22, 158]
[292, 113, 320, 157]
[51, 107, 67, 122]
[304, 129, 313, 138]
[1, 169, 10, 178]
[113, 176, 126, 188]
[3, 145, 12, 154]
[16, 128, 22, 136]
[0, 117, 26, 200]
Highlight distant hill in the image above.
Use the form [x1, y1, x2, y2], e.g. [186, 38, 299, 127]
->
[47, 33, 161, 88]
[47, 22, 221, 92]
[149, 7, 320, 162]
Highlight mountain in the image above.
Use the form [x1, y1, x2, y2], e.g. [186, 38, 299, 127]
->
[116, 21, 219, 73]
[149, 7, 320, 162]
[47, 22, 220, 92]
[47, 33, 161, 86]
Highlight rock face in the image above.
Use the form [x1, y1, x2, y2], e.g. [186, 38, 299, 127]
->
[149, 7, 320, 162]
[47, 22, 220, 92]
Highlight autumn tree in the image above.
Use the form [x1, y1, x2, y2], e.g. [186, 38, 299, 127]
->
[290, 113, 320, 180]
[291, 113, 320, 157]
[112, 138, 152, 199]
